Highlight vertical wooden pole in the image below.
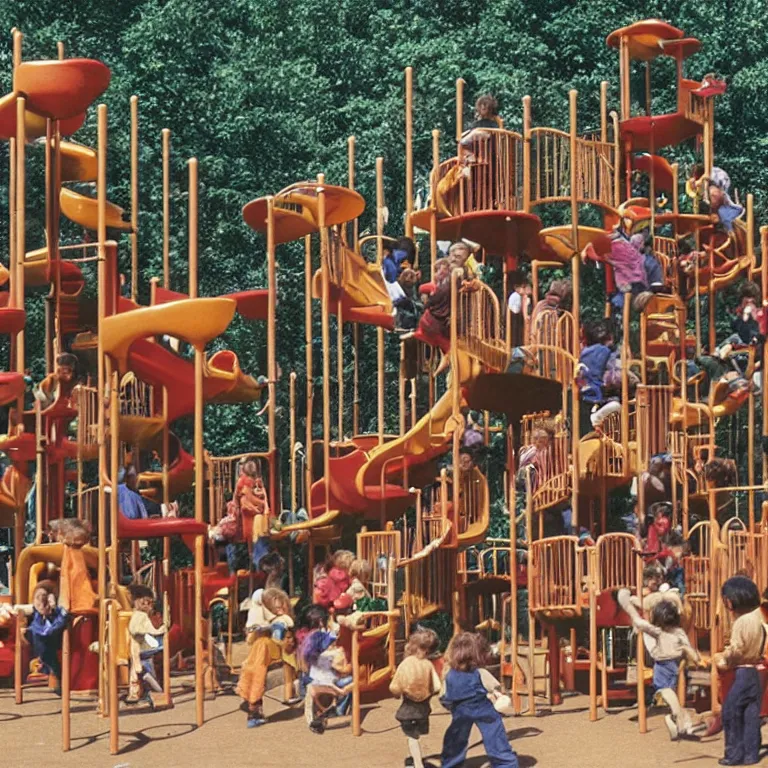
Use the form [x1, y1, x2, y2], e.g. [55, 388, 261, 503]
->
[14, 96, 26, 417]
[523, 96, 531, 213]
[348, 137, 360, 437]
[376, 158, 385, 445]
[636, 550, 647, 733]
[430, 129, 439, 277]
[266, 196, 277, 510]
[108, 365, 119, 754]
[162, 129, 171, 289]
[130, 95, 139, 301]
[290, 371, 297, 514]
[318, 176, 331, 510]
[600, 81, 608, 143]
[304, 234, 314, 490]
[34, 403, 43, 541]
[405, 66, 414, 238]
[348, 136, 358, 247]
[187, 157, 205, 728]
[352, 628, 361, 736]
[456, 78, 465, 214]
[61, 625, 71, 750]
[569, 90, 581, 529]
[96, 103, 107, 718]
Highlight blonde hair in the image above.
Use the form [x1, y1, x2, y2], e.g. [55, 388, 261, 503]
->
[261, 588, 293, 618]
[241, 459, 260, 478]
[332, 549, 355, 571]
[405, 628, 439, 658]
[349, 559, 372, 583]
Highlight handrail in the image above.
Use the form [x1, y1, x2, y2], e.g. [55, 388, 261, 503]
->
[456, 278, 508, 372]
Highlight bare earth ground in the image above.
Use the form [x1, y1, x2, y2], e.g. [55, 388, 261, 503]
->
[2, 665, 734, 768]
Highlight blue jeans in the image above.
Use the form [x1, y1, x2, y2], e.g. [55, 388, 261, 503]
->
[30, 634, 61, 682]
[723, 666, 763, 764]
[334, 674, 353, 715]
[441, 699, 519, 768]
[140, 637, 163, 677]
[225, 543, 238, 574]
[251, 537, 270, 569]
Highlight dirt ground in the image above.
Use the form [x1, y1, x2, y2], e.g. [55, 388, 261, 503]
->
[2, 664, 734, 768]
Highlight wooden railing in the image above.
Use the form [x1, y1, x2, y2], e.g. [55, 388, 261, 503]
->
[683, 519, 719, 631]
[459, 128, 524, 214]
[595, 533, 638, 592]
[635, 384, 674, 467]
[530, 128, 571, 205]
[73, 384, 99, 456]
[529, 535, 585, 615]
[357, 527, 400, 603]
[119, 373, 154, 419]
[456, 279, 509, 372]
[205, 452, 272, 526]
[574, 135, 617, 208]
[527, 309, 576, 383]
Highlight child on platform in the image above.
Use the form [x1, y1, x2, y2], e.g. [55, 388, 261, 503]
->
[345, 559, 372, 604]
[126, 583, 166, 705]
[617, 589, 701, 740]
[714, 576, 766, 766]
[578, 319, 614, 435]
[390, 628, 442, 768]
[24, 580, 68, 695]
[34, 352, 78, 408]
[440, 632, 519, 768]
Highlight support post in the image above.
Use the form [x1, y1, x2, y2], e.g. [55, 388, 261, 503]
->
[130, 95, 139, 301]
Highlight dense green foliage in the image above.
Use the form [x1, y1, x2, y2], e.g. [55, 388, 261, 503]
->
[0, 0, 766, 517]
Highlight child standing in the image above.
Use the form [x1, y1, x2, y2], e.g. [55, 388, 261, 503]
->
[390, 628, 442, 768]
[440, 632, 519, 768]
[126, 584, 166, 705]
[578, 319, 614, 436]
[24, 580, 68, 694]
[617, 589, 700, 739]
[714, 576, 766, 766]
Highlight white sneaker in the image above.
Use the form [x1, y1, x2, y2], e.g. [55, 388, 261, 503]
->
[590, 400, 621, 428]
[665, 714, 679, 741]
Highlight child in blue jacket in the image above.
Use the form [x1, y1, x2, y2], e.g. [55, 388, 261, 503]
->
[25, 580, 69, 693]
[440, 632, 518, 768]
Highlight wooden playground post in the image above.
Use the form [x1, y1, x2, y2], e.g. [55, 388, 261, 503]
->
[348, 135, 358, 247]
[456, 78, 465, 213]
[162, 128, 171, 288]
[588, 547, 597, 721]
[405, 66, 414, 238]
[61, 623, 71, 750]
[430, 129, 439, 277]
[304, 234, 314, 492]
[352, 627, 361, 736]
[522, 96, 531, 213]
[96, 103, 108, 718]
[762, 226, 768, 483]
[376, 157, 385, 446]
[14, 95, 26, 419]
[266, 196, 278, 510]
[318, 175, 331, 511]
[188, 156, 205, 728]
[348, 136, 359, 435]
[599, 81, 608, 143]
[508, 426, 520, 713]
[108, 365, 120, 754]
[636, 550, 647, 733]
[569, 90, 581, 529]
[130, 95, 139, 301]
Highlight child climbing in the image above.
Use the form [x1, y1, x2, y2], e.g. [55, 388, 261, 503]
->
[23, 580, 69, 695]
[126, 583, 166, 706]
[390, 628, 442, 768]
[34, 352, 78, 408]
[617, 589, 702, 740]
[440, 631, 519, 768]
[577, 319, 614, 435]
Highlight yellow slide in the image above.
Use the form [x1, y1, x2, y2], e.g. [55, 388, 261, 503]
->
[355, 349, 480, 495]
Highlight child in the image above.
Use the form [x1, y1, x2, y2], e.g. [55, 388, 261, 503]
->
[617, 589, 700, 739]
[390, 628, 442, 768]
[237, 587, 294, 727]
[440, 632, 519, 768]
[344, 559, 372, 604]
[313, 549, 354, 608]
[24, 580, 68, 694]
[34, 352, 78, 408]
[507, 276, 529, 347]
[528, 279, 572, 344]
[126, 584, 166, 705]
[578, 319, 614, 435]
[714, 576, 766, 766]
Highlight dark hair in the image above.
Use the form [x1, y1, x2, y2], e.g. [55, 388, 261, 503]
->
[446, 631, 488, 672]
[394, 237, 416, 263]
[584, 319, 613, 347]
[302, 604, 329, 631]
[642, 563, 663, 584]
[667, 530, 684, 547]
[704, 458, 737, 488]
[474, 94, 499, 117]
[677, 236, 695, 256]
[721, 576, 760, 614]
[128, 583, 155, 602]
[56, 353, 78, 369]
[651, 600, 681, 630]
[34, 579, 58, 597]
[739, 281, 761, 303]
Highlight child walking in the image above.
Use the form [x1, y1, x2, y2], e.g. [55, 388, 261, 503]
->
[715, 576, 766, 766]
[440, 632, 519, 768]
[617, 589, 700, 739]
[389, 628, 442, 768]
[126, 584, 166, 705]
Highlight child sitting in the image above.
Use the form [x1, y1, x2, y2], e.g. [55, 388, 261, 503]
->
[617, 589, 701, 740]
[390, 628, 442, 768]
[237, 587, 294, 727]
[440, 632, 519, 768]
[714, 576, 766, 766]
[34, 352, 78, 408]
[126, 584, 166, 706]
[402, 257, 452, 354]
[344, 559, 372, 605]
[23, 580, 68, 694]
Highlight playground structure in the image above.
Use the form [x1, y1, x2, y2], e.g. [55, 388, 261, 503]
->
[0, 16, 767, 756]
